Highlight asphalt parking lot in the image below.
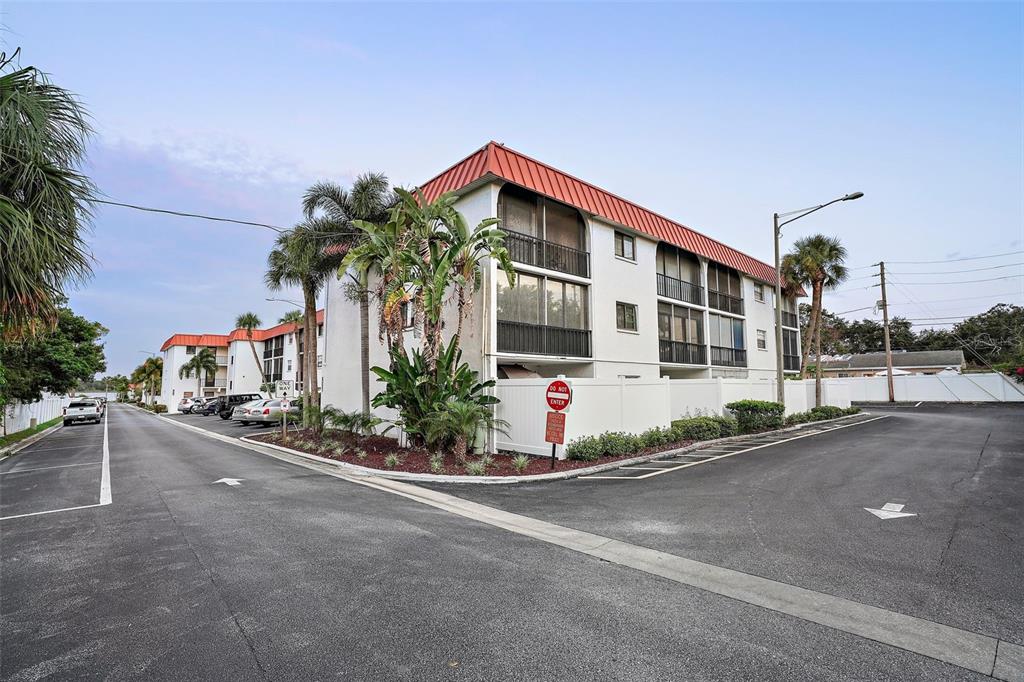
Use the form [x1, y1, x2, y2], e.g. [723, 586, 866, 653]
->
[421, 404, 1024, 646]
[164, 410, 276, 438]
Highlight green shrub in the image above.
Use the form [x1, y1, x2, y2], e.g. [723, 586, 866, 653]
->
[671, 416, 721, 441]
[784, 411, 812, 426]
[384, 453, 402, 469]
[354, 449, 368, 461]
[464, 459, 488, 476]
[725, 400, 785, 433]
[640, 426, 673, 448]
[511, 454, 530, 473]
[153, 404, 168, 414]
[429, 453, 445, 474]
[843, 406, 861, 415]
[809, 405, 844, 420]
[599, 432, 642, 457]
[566, 435, 603, 461]
[712, 415, 738, 437]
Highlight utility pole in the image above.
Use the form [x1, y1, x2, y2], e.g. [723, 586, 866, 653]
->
[773, 212, 785, 405]
[878, 261, 895, 402]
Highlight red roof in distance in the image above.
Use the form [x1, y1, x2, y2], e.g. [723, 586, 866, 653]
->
[419, 141, 784, 286]
[160, 310, 325, 351]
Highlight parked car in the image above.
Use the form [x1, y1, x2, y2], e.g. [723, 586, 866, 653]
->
[246, 398, 302, 426]
[231, 399, 272, 426]
[64, 400, 102, 426]
[187, 397, 210, 414]
[218, 394, 264, 420]
[199, 398, 224, 415]
[177, 397, 201, 413]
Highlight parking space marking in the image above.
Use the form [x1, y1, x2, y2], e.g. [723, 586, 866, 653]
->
[16, 444, 102, 453]
[0, 410, 112, 521]
[0, 461, 102, 475]
[582, 415, 889, 481]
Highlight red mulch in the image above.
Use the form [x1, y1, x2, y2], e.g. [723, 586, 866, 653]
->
[248, 429, 695, 477]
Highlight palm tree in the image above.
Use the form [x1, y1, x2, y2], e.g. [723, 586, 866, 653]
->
[424, 399, 510, 464]
[784, 235, 849, 406]
[302, 173, 396, 415]
[1, 50, 96, 338]
[134, 356, 162, 405]
[265, 223, 337, 414]
[278, 310, 303, 325]
[780, 253, 813, 376]
[178, 348, 218, 402]
[234, 312, 267, 386]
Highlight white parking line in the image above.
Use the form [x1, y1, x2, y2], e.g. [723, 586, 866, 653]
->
[585, 416, 889, 481]
[0, 411, 111, 521]
[0, 461, 102, 475]
[17, 444, 102, 453]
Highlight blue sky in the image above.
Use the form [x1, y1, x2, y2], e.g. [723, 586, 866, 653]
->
[4, 2, 1022, 374]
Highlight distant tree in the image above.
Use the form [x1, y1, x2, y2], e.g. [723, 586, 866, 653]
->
[278, 310, 303, 325]
[0, 307, 107, 406]
[234, 312, 267, 385]
[948, 304, 1024, 366]
[1, 50, 97, 338]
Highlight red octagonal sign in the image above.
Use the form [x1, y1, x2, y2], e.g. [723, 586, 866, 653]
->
[546, 380, 572, 411]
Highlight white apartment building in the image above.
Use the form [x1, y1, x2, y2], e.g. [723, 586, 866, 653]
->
[159, 311, 325, 412]
[321, 142, 802, 414]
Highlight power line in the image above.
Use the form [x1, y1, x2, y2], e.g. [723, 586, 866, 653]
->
[889, 262, 1023, 276]
[93, 199, 287, 233]
[866, 249, 1024, 267]
[885, 274, 1023, 286]
[889, 291, 1023, 306]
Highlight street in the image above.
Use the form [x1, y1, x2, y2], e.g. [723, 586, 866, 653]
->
[1, 403, 1022, 680]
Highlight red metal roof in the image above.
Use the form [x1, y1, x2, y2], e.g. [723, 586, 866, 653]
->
[161, 310, 325, 351]
[420, 142, 782, 286]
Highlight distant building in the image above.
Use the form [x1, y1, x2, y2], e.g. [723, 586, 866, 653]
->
[158, 311, 324, 411]
[820, 350, 965, 378]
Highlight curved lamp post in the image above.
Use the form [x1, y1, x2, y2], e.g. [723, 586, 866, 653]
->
[773, 192, 863, 405]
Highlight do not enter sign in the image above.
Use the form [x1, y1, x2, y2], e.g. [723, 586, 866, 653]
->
[546, 380, 571, 411]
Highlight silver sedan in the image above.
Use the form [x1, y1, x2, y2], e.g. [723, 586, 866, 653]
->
[230, 399, 271, 426]
[246, 399, 301, 426]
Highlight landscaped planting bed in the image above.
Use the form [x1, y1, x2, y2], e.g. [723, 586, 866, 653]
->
[248, 429, 695, 476]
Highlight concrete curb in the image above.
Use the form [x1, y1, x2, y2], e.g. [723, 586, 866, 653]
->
[0, 421, 63, 460]
[223, 411, 874, 485]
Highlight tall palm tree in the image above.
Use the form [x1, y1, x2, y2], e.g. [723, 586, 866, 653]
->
[1, 50, 96, 338]
[178, 348, 218, 402]
[235, 312, 267, 386]
[135, 356, 162, 405]
[265, 223, 336, 413]
[784, 235, 849, 406]
[302, 174, 396, 414]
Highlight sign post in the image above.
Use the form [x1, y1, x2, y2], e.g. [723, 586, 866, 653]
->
[544, 379, 572, 469]
[280, 394, 290, 441]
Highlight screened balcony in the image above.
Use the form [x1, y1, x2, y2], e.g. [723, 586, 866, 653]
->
[781, 310, 799, 328]
[707, 263, 744, 315]
[504, 230, 590, 278]
[497, 321, 591, 358]
[710, 346, 747, 368]
[499, 185, 589, 278]
[656, 273, 704, 306]
[659, 340, 707, 365]
[784, 355, 800, 372]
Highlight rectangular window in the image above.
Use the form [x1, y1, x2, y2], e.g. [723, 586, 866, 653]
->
[783, 328, 799, 356]
[185, 346, 195, 355]
[500, 189, 538, 237]
[658, 302, 703, 343]
[230, 356, 234, 365]
[496, 270, 588, 329]
[757, 329, 767, 350]
[616, 302, 637, 331]
[318, 325, 323, 337]
[754, 283, 765, 302]
[286, 359, 292, 372]
[710, 314, 745, 350]
[614, 232, 635, 261]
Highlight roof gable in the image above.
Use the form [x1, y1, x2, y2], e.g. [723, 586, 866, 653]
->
[420, 141, 783, 286]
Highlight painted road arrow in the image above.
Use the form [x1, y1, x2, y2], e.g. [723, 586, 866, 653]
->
[213, 478, 244, 486]
[864, 502, 916, 519]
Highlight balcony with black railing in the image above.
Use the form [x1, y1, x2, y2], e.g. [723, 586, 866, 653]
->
[781, 310, 799, 328]
[710, 346, 747, 367]
[659, 340, 707, 365]
[708, 290, 744, 315]
[656, 273, 704, 306]
[497, 320, 592, 358]
[783, 354, 800, 372]
[504, 230, 590, 278]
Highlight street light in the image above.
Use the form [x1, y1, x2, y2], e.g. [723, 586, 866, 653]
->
[265, 297, 303, 309]
[773, 192, 863, 405]
[138, 350, 159, 356]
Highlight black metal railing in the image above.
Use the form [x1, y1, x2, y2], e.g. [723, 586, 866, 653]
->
[781, 311, 799, 328]
[659, 340, 707, 365]
[708, 290, 744, 315]
[784, 354, 800, 372]
[497, 320, 592, 357]
[657, 273, 704, 305]
[505, 230, 590, 278]
[710, 346, 747, 367]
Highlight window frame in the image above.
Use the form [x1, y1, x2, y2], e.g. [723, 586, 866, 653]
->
[496, 269, 589, 330]
[753, 283, 765, 303]
[614, 231, 636, 262]
[185, 345, 196, 355]
[615, 301, 638, 332]
[756, 329, 767, 350]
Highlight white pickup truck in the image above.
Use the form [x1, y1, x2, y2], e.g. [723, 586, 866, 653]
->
[63, 400, 102, 426]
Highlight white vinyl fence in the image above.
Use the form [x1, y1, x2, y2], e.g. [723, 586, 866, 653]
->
[838, 373, 1023, 403]
[495, 377, 672, 457]
[670, 378, 850, 419]
[2, 394, 72, 437]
